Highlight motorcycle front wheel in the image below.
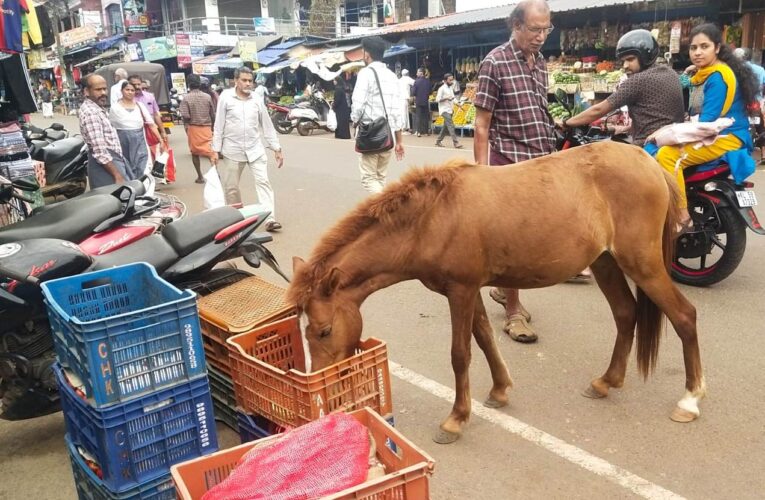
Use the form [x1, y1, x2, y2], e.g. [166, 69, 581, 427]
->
[672, 205, 747, 286]
[296, 120, 314, 136]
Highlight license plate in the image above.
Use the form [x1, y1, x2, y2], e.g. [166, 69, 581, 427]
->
[736, 190, 758, 207]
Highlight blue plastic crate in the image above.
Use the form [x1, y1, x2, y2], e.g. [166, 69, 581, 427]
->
[56, 364, 218, 493]
[236, 409, 273, 443]
[41, 263, 206, 407]
[66, 435, 177, 500]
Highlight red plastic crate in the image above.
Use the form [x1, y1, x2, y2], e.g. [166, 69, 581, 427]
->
[171, 408, 434, 499]
[226, 315, 393, 428]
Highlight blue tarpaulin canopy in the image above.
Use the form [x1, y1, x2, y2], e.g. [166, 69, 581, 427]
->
[384, 43, 415, 59]
[257, 39, 306, 66]
[94, 34, 125, 51]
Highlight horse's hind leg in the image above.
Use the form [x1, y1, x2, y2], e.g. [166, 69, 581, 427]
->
[472, 293, 513, 408]
[585, 253, 638, 399]
[630, 271, 705, 422]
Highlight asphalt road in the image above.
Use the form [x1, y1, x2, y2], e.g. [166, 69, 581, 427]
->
[1, 113, 764, 499]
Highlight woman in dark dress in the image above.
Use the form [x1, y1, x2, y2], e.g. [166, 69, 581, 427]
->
[332, 77, 351, 139]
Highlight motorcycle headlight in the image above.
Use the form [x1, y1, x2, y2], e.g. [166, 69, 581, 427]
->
[703, 182, 718, 192]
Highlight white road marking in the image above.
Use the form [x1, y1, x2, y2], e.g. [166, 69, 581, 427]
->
[389, 361, 686, 500]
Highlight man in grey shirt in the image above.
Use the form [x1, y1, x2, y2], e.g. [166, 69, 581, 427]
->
[558, 29, 684, 152]
[212, 66, 285, 231]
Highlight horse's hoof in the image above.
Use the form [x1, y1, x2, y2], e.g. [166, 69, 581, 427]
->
[433, 428, 461, 444]
[670, 406, 699, 423]
[581, 385, 607, 399]
[483, 396, 507, 409]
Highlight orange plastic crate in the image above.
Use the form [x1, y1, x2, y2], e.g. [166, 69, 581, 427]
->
[171, 408, 435, 499]
[197, 276, 294, 376]
[226, 315, 393, 428]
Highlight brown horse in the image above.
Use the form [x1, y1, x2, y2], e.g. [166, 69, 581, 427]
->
[288, 141, 705, 444]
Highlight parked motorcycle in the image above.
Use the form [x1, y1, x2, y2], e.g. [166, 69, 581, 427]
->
[267, 101, 294, 135]
[22, 122, 88, 201]
[0, 205, 286, 420]
[288, 88, 335, 136]
[553, 89, 764, 286]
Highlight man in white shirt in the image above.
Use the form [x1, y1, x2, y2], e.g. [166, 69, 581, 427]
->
[212, 66, 285, 232]
[435, 73, 463, 149]
[110, 68, 128, 107]
[350, 36, 405, 194]
[398, 69, 415, 133]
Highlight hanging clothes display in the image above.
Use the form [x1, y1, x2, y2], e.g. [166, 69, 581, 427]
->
[1, 0, 28, 53]
[0, 53, 38, 114]
[34, 4, 53, 48]
[0, 122, 34, 180]
[21, 0, 42, 49]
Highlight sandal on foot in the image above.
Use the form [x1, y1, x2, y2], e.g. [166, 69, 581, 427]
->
[454, 144, 464, 149]
[265, 221, 282, 232]
[676, 219, 694, 236]
[566, 272, 592, 284]
[488, 288, 531, 321]
[195, 178, 205, 184]
[503, 314, 538, 343]
[435, 142, 444, 147]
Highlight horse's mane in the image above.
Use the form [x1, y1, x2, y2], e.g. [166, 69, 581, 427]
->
[288, 159, 474, 305]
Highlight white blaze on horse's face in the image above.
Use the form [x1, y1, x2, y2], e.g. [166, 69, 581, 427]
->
[298, 311, 312, 373]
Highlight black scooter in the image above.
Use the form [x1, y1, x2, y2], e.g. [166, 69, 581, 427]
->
[0, 205, 287, 420]
[22, 123, 88, 201]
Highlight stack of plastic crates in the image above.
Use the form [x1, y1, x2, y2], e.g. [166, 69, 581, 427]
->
[41, 263, 219, 499]
[197, 275, 293, 441]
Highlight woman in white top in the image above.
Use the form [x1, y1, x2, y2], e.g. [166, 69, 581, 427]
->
[108, 81, 163, 180]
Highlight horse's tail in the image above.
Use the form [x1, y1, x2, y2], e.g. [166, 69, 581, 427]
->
[635, 170, 681, 378]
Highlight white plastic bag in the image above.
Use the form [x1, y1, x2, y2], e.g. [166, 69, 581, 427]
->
[203, 166, 225, 209]
[327, 109, 337, 131]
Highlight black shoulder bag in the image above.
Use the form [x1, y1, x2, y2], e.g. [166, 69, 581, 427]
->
[355, 67, 394, 154]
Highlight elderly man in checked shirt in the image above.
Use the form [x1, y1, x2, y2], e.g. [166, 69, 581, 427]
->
[79, 74, 128, 188]
[473, 0, 556, 344]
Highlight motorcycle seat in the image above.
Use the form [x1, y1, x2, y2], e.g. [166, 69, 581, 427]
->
[161, 206, 243, 256]
[684, 162, 730, 183]
[46, 130, 67, 141]
[32, 180, 145, 214]
[40, 137, 84, 164]
[91, 234, 178, 274]
[0, 194, 123, 244]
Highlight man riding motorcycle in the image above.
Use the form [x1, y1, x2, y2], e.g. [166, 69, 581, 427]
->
[557, 29, 685, 156]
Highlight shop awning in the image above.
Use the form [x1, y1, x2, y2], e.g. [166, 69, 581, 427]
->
[216, 57, 243, 69]
[384, 43, 415, 59]
[256, 57, 301, 74]
[258, 39, 307, 66]
[192, 53, 229, 75]
[63, 45, 93, 57]
[74, 49, 123, 68]
[94, 34, 126, 51]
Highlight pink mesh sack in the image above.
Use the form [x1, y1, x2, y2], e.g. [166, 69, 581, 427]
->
[202, 413, 370, 500]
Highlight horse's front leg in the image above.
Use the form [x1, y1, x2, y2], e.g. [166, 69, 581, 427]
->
[434, 286, 478, 444]
[472, 293, 513, 408]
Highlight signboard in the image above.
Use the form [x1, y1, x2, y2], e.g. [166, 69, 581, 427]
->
[190, 34, 205, 59]
[192, 62, 220, 75]
[171, 73, 188, 94]
[127, 43, 143, 61]
[81, 11, 103, 34]
[59, 26, 98, 48]
[176, 34, 191, 67]
[139, 36, 177, 61]
[253, 17, 276, 35]
[201, 33, 238, 48]
[26, 49, 56, 69]
[123, 0, 149, 32]
[670, 21, 682, 54]
[238, 40, 260, 63]
[383, 0, 395, 25]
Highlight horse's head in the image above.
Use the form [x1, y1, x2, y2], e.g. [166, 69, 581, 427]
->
[290, 257, 363, 373]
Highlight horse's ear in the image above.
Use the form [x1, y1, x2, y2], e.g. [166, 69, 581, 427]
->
[321, 267, 344, 296]
[292, 256, 307, 274]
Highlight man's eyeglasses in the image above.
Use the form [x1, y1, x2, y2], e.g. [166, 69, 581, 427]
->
[523, 24, 555, 36]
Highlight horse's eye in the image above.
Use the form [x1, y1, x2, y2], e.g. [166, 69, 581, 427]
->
[319, 327, 332, 338]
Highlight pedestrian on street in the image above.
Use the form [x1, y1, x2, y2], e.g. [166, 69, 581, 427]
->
[435, 73, 463, 148]
[39, 84, 52, 118]
[79, 74, 128, 188]
[350, 36, 405, 194]
[108, 80, 163, 180]
[180, 74, 216, 183]
[473, 0, 556, 343]
[129, 75, 168, 144]
[398, 69, 415, 133]
[201, 77, 219, 110]
[332, 77, 352, 139]
[212, 66, 285, 232]
[110, 67, 128, 107]
[412, 68, 431, 137]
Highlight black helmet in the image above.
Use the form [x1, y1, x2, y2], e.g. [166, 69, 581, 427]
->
[615, 29, 659, 69]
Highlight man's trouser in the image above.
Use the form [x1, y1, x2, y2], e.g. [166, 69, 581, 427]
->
[436, 112, 459, 144]
[218, 154, 275, 221]
[415, 104, 430, 134]
[358, 150, 393, 194]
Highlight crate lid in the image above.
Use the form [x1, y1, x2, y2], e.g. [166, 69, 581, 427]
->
[198, 276, 294, 333]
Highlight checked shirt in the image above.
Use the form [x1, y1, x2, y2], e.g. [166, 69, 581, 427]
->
[474, 38, 556, 164]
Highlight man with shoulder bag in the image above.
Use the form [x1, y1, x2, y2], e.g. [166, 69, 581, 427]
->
[351, 36, 405, 194]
